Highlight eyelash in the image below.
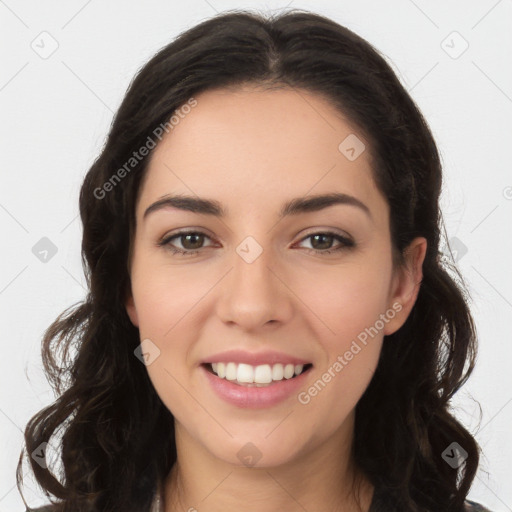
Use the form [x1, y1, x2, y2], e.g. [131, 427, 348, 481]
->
[157, 230, 355, 257]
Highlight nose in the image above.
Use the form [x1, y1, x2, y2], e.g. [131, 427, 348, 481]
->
[215, 241, 294, 332]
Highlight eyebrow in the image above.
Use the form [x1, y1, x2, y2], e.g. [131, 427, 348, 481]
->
[143, 192, 371, 221]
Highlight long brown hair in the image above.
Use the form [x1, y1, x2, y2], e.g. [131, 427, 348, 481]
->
[17, 9, 481, 512]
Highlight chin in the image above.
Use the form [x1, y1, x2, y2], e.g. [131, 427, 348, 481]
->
[204, 430, 309, 469]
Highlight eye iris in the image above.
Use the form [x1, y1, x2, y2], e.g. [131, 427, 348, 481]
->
[311, 234, 333, 250]
[182, 233, 204, 250]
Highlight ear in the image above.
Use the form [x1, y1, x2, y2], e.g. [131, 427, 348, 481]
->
[384, 237, 427, 336]
[125, 287, 139, 328]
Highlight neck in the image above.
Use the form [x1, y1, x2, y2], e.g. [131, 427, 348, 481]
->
[163, 413, 374, 512]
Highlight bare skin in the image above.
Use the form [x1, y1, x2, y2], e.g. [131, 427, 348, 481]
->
[125, 85, 426, 512]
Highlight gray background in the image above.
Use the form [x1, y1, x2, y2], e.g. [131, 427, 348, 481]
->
[1, 0, 511, 510]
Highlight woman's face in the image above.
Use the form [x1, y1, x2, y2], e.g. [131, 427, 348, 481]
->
[126, 86, 425, 469]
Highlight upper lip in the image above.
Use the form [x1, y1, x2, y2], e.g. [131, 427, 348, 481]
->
[201, 349, 312, 367]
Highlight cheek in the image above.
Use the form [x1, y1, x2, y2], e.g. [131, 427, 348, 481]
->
[128, 263, 196, 392]
[295, 270, 388, 437]
[297, 335, 382, 449]
[296, 256, 393, 344]
[130, 259, 205, 335]
[293, 255, 391, 411]
[130, 277, 198, 418]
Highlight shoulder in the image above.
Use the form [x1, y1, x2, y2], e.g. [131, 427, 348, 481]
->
[465, 499, 494, 511]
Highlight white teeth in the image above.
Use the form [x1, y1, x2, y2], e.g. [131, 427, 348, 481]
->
[283, 364, 295, 379]
[208, 361, 308, 384]
[226, 362, 237, 381]
[237, 363, 254, 383]
[271, 363, 284, 381]
[254, 364, 272, 383]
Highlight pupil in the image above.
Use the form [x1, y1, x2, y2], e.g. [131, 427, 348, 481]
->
[312, 234, 332, 250]
[184, 234, 203, 249]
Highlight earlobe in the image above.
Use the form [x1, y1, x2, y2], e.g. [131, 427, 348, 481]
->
[384, 237, 427, 336]
[125, 291, 139, 328]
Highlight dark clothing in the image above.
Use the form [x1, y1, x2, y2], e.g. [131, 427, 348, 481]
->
[369, 483, 493, 511]
[27, 491, 494, 511]
[465, 500, 494, 511]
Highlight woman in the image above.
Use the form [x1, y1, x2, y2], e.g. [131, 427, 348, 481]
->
[18, 9, 493, 512]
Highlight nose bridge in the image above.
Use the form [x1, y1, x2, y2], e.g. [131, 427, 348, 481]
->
[216, 234, 292, 328]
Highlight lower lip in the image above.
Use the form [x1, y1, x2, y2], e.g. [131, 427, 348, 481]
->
[201, 365, 312, 409]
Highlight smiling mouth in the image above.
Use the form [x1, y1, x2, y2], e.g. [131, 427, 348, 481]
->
[202, 362, 313, 387]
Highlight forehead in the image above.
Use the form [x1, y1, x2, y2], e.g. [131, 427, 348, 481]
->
[137, 86, 385, 218]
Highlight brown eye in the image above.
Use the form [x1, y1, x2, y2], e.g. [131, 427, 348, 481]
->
[297, 232, 355, 254]
[177, 233, 206, 250]
[158, 231, 214, 256]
